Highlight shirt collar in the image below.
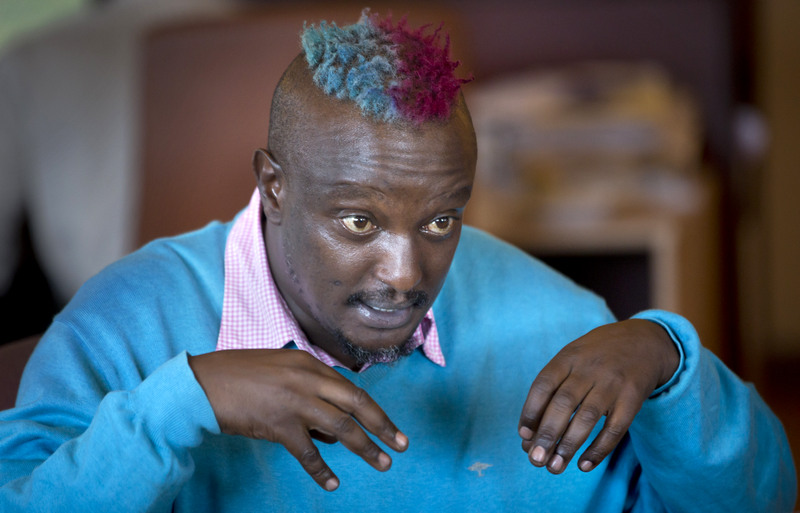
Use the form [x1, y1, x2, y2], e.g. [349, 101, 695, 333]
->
[215, 189, 445, 371]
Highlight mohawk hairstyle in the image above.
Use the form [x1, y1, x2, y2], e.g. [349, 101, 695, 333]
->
[301, 9, 472, 123]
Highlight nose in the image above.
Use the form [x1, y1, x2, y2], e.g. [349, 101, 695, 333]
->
[374, 233, 423, 294]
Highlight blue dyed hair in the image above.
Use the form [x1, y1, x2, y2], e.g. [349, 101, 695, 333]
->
[301, 10, 470, 123]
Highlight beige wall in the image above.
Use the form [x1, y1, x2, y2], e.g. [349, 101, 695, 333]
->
[756, 0, 800, 359]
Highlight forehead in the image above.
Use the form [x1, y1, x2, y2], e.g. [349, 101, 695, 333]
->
[291, 108, 476, 191]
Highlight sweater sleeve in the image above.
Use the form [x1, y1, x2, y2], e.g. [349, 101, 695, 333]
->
[627, 309, 797, 512]
[0, 321, 220, 512]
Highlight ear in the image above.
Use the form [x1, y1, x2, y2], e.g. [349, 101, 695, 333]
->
[252, 149, 285, 224]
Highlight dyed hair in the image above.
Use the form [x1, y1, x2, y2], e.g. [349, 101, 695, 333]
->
[301, 9, 472, 123]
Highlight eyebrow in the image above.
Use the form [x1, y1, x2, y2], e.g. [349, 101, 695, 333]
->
[326, 181, 472, 207]
[445, 185, 473, 205]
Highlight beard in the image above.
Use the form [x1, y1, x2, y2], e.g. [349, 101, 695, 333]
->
[333, 288, 429, 366]
[333, 329, 419, 367]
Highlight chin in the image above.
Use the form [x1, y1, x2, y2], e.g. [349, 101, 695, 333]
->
[334, 329, 418, 367]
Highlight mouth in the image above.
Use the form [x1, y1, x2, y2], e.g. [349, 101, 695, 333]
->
[353, 300, 417, 330]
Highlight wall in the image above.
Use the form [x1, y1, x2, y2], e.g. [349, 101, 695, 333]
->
[755, 0, 800, 362]
[0, 0, 86, 51]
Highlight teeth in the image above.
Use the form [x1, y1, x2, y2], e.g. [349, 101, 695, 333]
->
[373, 306, 395, 313]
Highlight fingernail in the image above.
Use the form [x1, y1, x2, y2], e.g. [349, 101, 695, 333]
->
[378, 452, 391, 469]
[395, 431, 408, 449]
[325, 478, 339, 491]
[519, 426, 533, 439]
[531, 446, 546, 464]
[579, 460, 593, 472]
[549, 454, 564, 472]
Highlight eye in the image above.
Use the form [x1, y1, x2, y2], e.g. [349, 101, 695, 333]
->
[340, 215, 377, 235]
[422, 216, 455, 236]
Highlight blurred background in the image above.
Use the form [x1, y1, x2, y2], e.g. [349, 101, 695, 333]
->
[0, 0, 798, 495]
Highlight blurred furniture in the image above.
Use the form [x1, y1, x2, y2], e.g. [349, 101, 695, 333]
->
[465, 62, 722, 356]
[467, 175, 721, 355]
[0, 334, 40, 411]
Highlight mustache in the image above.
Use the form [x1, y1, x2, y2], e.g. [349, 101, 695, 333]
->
[346, 289, 430, 309]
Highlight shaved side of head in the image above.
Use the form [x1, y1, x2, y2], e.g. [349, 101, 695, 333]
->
[267, 54, 476, 182]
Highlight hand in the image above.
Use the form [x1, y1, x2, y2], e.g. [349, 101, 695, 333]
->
[518, 319, 679, 474]
[188, 349, 408, 491]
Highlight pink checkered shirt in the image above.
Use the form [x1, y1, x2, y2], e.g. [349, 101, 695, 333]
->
[215, 189, 445, 371]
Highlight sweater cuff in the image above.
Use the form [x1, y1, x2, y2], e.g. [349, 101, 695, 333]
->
[631, 310, 691, 399]
[130, 351, 221, 450]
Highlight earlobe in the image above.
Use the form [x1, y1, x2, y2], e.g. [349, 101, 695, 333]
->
[252, 148, 285, 223]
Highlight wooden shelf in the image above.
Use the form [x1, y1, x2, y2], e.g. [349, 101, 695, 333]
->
[466, 173, 723, 357]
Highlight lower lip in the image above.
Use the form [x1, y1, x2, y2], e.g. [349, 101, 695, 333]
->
[354, 302, 415, 330]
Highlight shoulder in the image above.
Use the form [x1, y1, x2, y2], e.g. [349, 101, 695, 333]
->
[73, 220, 230, 304]
[435, 226, 614, 352]
[52, 220, 233, 364]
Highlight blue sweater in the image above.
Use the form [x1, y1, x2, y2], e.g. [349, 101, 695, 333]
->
[0, 223, 795, 512]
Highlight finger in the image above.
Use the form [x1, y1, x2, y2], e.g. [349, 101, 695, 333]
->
[309, 429, 337, 444]
[577, 389, 644, 472]
[518, 363, 569, 441]
[307, 401, 394, 472]
[283, 433, 340, 492]
[318, 379, 408, 453]
[546, 390, 610, 474]
[526, 380, 592, 468]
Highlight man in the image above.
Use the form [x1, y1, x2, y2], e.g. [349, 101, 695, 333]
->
[0, 11, 795, 512]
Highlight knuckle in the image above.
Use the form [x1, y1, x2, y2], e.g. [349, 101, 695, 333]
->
[602, 422, 629, 441]
[351, 386, 370, 408]
[530, 376, 558, 396]
[519, 411, 539, 426]
[582, 446, 607, 463]
[603, 369, 627, 389]
[575, 404, 604, 424]
[248, 422, 276, 442]
[556, 438, 578, 455]
[551, 390, 579, 413]
[361, 440, 382, 460]
[534, 429, 558, 447]
[333, 414, 357, 435]
[298, 446, 323, 468]
[379, 420, 397, 439]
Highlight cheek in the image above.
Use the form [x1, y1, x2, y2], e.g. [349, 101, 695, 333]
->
[423, 235, 461, 289]
[284, 218, 368, 295]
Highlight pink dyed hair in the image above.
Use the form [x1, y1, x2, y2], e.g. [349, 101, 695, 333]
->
[374, 13, 473, 122]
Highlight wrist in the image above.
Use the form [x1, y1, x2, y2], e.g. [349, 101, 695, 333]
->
[646, 320, 680, 389]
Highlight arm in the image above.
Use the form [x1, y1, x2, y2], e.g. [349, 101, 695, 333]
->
[0, 321, 408, 512]
[518, 311, 797, 511]
[0, 322, 218, 512]
[0, 322, 408, 511]
[627, 310, 796, 511]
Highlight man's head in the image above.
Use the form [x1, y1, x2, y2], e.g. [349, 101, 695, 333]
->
[255, 11, 477, 369]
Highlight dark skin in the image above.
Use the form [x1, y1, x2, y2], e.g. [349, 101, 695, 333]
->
[189, 59, 679, 491]
[519, 319, 678, 473]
